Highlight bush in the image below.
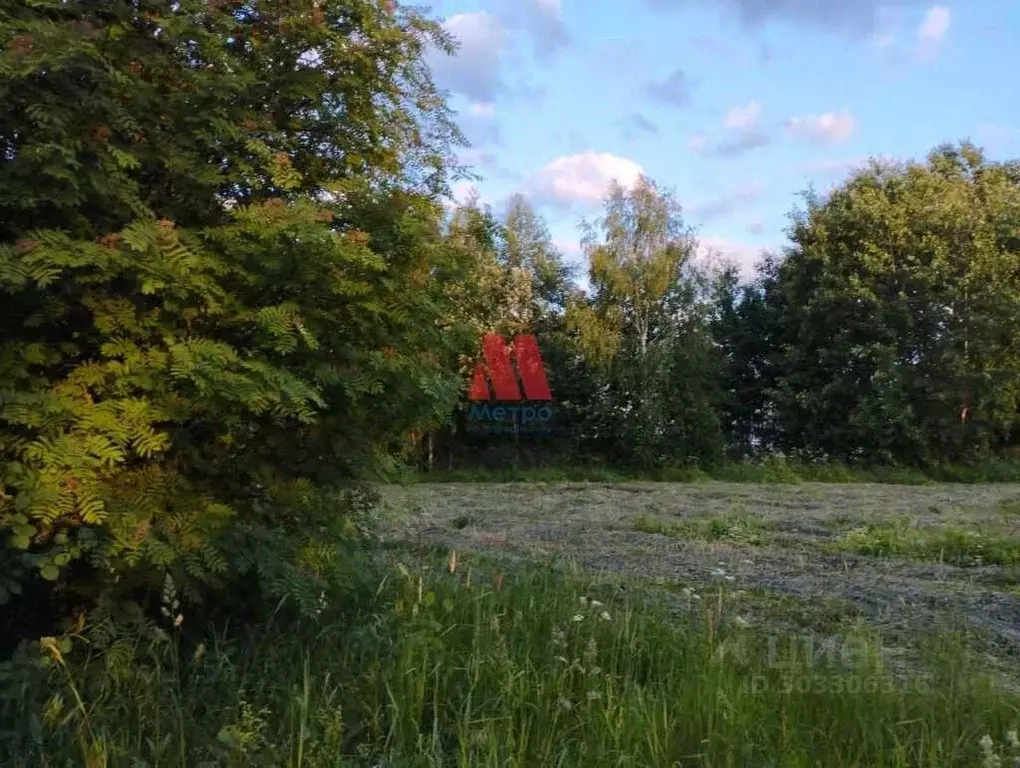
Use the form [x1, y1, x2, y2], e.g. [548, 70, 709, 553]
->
[0, 0, 468, 635]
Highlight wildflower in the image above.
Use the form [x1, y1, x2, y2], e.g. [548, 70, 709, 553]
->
[174, 614, 184, 628]
[572, 613, 584, 622]
[193, 642, 206, 663]
[583, 637, 598, 665]
[681, 587, 694, 597]
[587, 690, 602, 701]
[579, 596, 588, 606]
[725, 575, 736, 582]
[1008, 731, 1019, 749]
[600, 611, 612, 622]
[741, 559, 754, 565]
[711, 568, 727, 578]
[981, 735, 996, 753]
[558, 697, 573, 711]
[734, 616, 751, 628]
[590, 599, 603, 608]
[589, 666, 602, 676]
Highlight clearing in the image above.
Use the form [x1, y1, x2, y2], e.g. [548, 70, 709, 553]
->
[383, 481, 1020, 662]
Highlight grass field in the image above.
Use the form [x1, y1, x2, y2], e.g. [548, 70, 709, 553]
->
[7, 481, 1020, 766]
[383, 481, 1020, 653]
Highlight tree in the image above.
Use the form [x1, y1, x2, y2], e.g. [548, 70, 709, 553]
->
[765, 142, 1020, 465]
[708, 256, 780, 457]
[568, 175, 723, 467]
[0, 0, 469, 624]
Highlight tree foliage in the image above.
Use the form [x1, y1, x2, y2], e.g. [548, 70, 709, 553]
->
[763, 143, 1020, 464]
[0, 0, 472, 620]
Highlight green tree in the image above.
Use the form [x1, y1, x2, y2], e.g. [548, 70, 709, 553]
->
[709, 257, 779, 457]
[766, 142, 1020, 465]
[0, 0, 468, 622]
[568, 175, 723, 467]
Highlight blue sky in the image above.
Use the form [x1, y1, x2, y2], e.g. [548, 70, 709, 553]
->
[424, 0, 1020, 277]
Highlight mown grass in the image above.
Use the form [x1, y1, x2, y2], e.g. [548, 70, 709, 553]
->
[390, 456, 1020, 486]
[3, 551, 1020, 767]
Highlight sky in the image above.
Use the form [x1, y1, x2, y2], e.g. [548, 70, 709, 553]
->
[423, 0, 1020, 278]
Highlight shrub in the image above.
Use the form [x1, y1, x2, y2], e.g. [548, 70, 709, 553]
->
[0, 0, 469, 634]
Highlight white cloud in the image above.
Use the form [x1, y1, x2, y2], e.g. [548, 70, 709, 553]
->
[787, 110, 857, 145]
[724, 101, 763, 129]
[697, 237, 765, 280]
[429, 12, 507, 102]
[918, 5, 950, 43]
[532, 0, 562, 19]
[527, 151, 644, 206]
[916, 5, 950, 61]
[467, 101, 496, 117]
[505, 0, 568, 57]
[444, 181, 486, 211]
[553, 237, 582, 258]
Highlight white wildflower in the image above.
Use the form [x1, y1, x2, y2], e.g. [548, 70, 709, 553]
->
[572, 613, 584, 622]
[981, 735, 996, 753]
[579, 596, 588, 605]
[558, 697, 573, 711]
[600, 611, 612, 622]
[725, 575, 736, 582]
[587, 690, 602, 701]
[734, 616, 751, 628]
[590, 599, 603, 608]
[681, 587, 694, 597]
[1008, 730, 1019, 749]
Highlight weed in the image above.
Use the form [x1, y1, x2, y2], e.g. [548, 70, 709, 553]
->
[2, 555, 1017, 766]
[829, 517, 1020, 566]
[634, 513, 776, 546]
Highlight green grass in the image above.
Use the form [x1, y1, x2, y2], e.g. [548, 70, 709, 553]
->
[829, 517, 1020, 566]
[633, 512, 777, 547]
[389, 456, 1020, 486]
[4, 551, 1020, 767]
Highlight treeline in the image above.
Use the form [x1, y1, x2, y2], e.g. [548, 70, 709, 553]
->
[429, 146, 1020, 474]
[2, 0, 1020, 639]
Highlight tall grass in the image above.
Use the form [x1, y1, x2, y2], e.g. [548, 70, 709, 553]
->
[2, 554, 1018, 766]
